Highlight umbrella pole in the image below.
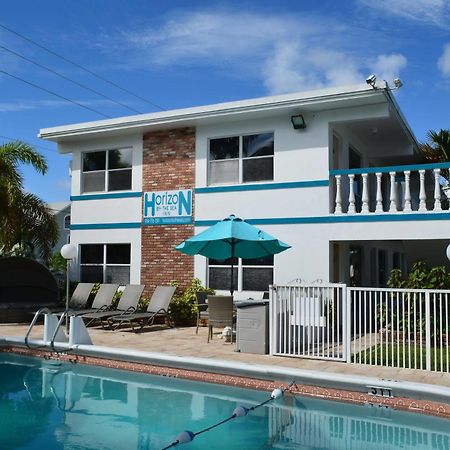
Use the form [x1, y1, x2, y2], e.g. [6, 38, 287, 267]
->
[230, 242, 234, 296]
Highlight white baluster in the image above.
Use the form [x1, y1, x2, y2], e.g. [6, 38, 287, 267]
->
[404, 170, 412, 212]
[348, 174, 356, 214]
[334, 175, 342, 214]
[434, 168, 442, 212]
[361, 173, 369, 213]
[389, 171, 397, 213]
[375, 172, 383, 213]
[419, 169, 427, 212]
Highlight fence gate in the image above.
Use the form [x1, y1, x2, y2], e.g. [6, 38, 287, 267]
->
[269, 283, 348, 361]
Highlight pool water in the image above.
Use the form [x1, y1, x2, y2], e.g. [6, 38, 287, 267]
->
[0, 353, 449, 450]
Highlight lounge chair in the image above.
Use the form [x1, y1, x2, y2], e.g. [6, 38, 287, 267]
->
[108, 285, 176, 332]
[206, 295, 235, 343]
[36, 282, 94, 314]
[80, 284, 145, 328]
[61, 283, 119, 317]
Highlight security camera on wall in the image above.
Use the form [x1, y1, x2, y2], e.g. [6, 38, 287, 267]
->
[366, 74, 376, 86]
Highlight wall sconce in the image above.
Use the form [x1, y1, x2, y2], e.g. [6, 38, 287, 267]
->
[291, 114, 306, 130]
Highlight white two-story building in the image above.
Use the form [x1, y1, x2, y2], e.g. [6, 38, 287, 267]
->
[39, 83, 450, 296]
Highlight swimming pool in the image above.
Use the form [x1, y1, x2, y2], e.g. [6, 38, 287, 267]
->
[1, 353, 449, 450]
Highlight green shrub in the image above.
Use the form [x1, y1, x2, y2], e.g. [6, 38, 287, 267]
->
[168, 279, 215, 326]
[387, 261, 450, 339]
[137, 294, 149, 310]
[388, 260, 450, 289]
[49, 252, 67, 272]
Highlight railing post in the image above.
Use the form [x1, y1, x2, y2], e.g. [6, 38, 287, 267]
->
[404, 170, 412, 212]
[434, 168, 442, 211]
[269, 286, 274, 355]
[375, 172, 383, 213]
[425, 291, 431, 371]
[345, 286, 351, 363]
[361, 173, 369, 213]
[334, 175, 342, 214]
[419, 170, 427, 212]
[348, 174, 356, 214]
[389, 171, 397, 213]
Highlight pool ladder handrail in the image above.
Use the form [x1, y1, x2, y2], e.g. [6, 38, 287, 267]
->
[23, 365, 76, 411]
[25, 307, 52, 349]
[49, 371, 76, 412]
[50, 309, 72, 354]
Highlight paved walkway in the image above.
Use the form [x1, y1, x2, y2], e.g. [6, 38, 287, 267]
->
[1, 323, 449, 387]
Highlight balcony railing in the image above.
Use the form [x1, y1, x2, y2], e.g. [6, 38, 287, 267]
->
[330, 162, 450, 215]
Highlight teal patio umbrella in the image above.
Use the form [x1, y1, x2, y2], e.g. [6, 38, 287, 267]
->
[175, 214, 291, 294]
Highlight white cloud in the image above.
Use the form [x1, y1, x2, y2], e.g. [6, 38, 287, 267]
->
[357, 0, 450, 27]
[438, 44, 450, 76]
[369, 53, 408, 85]
[124, 12, 299, 64]
[104, 9, 407, 95]
[263, 44, 363, 94]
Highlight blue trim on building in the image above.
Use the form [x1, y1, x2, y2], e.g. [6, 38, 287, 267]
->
[71, 211, 450, 229]
[195, 180, 329, 193]
[195, 212, 450, 227]
[70, 222, 141, 230]
[71, 192, 142, 201]
[330, 162, 450, 176]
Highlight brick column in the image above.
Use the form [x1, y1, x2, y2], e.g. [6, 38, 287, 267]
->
[141, 127, 196, 296]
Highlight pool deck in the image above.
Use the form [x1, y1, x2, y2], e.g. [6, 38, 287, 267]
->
[1, 322, 449, 388]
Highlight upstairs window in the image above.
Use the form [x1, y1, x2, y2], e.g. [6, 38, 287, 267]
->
[64, 214, 71, 230]
[82, 148, 132, 193]
[208, 132, 274, 185]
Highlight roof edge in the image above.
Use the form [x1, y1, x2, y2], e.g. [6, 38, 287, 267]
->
[39, 84, 379, 142]
[381, 87, 420, 151]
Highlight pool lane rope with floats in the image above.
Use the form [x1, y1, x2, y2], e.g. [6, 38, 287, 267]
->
[161, 381, 297, 450]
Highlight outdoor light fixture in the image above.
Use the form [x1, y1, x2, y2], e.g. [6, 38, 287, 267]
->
[291, 114, 306, 130]
[61, 243, 77, 332]
[393, 78, 403, 89]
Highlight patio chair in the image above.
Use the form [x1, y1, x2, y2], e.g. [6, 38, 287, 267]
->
[80, 284, 145, 328]
[108, 285, 176, 332]
[196, 291, 209, 334]
[60, 283, 119, 317]
[207, 295, 235, 343]
[37, 282, 95, 314]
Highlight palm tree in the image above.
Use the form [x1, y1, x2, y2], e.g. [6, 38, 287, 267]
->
[0, 140, 58, 262]
[420, 129, 450, 163]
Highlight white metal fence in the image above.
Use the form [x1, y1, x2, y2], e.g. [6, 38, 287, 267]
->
[269, 284, 347, 361]
[349, 287, 450, 372]
[269, 284, 450, 372]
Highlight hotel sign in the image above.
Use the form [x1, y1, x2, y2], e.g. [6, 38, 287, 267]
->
[143, 189, 192, 225]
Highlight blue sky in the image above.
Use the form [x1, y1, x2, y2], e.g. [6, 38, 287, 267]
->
[2, 0, 450, 202]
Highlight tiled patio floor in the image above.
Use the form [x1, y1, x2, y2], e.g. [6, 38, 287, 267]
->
[1, 323, 450, 388]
